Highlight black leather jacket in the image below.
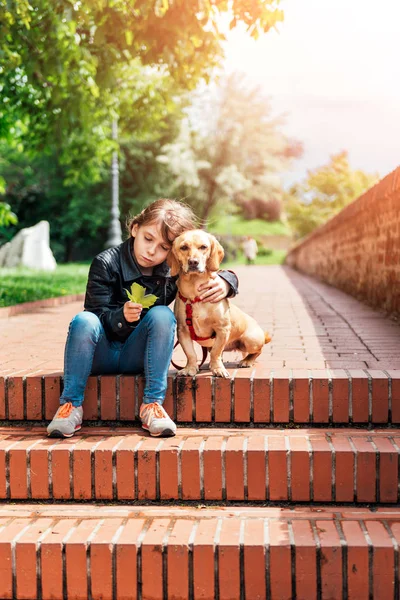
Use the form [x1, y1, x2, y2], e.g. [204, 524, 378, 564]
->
[84, 237, 239, 342]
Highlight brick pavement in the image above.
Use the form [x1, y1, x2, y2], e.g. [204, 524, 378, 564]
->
[1, 265, 399, 377]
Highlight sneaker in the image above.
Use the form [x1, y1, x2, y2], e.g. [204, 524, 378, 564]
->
[47, 402, 83, 438]
[139, 402, 176, 437]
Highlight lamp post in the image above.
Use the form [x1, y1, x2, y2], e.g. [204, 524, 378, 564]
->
[105, 118, 123, 248]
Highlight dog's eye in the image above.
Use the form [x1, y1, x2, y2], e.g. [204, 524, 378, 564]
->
[199, 245, 208, 250]
[180, 245, 189, 251]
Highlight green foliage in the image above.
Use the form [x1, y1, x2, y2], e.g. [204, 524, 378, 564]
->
[207, 214, 291, 237]
[284, 151, 380, 240]
[0, 0, 284, 258]
[0, 201, 17, 227]
[159, 72, 302, 221]
[0, 0, 284, 186]
[0, 263, 89, 307]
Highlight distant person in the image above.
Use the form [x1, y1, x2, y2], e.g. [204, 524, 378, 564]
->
[242, 236, 258, 265]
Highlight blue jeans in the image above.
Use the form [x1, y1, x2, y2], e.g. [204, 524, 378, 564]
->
[60, 307, 176, 408]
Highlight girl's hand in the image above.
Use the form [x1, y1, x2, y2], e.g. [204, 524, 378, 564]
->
[123, 301, 142, 322]
[198, 273, 230, 303]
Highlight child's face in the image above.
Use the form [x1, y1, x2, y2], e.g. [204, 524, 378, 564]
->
[131, 222, 172, 270]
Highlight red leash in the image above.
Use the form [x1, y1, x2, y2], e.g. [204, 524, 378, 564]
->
[171, 292, 215, 371]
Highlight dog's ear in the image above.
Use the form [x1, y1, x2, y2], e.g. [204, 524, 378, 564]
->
[206, 235, 225, 271]
[167, 245, 181, 277]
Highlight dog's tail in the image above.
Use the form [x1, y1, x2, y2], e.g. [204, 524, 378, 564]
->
[264, 331, 272, 345]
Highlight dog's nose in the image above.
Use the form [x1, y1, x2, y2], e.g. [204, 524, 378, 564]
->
[188, 258, 199, 268]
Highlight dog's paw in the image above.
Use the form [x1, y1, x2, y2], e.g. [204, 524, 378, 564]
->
[177, 366, 199, 377]
[212, 366, 231, 378]
[238, 359, 255, 368]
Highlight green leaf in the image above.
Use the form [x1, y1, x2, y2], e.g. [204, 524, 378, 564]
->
[124, 282, 158, 308]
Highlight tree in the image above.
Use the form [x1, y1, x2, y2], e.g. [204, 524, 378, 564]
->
[158, 72, 302, 221]
[284, 151, 380, 240]
[0, 0, 284, 186]
[0, 67, 184, 261]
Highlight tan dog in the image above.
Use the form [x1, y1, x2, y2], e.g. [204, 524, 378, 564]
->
[168, 230, 271, 378]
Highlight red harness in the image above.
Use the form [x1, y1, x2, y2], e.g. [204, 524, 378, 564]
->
[178, 292, 216, 342]
[171, 292, 216, 371]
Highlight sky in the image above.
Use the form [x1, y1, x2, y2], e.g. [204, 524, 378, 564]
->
[223, 0, 400, 187]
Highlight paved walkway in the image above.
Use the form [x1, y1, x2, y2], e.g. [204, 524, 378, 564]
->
[1, 265, 399, 377]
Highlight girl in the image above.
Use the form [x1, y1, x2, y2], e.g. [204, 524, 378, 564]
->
[47, 199, 238, 438]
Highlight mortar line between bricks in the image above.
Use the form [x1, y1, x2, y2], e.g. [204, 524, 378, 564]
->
[199, 438, 206, 502]
[136, 518, 152, 600]
[368, 436, 380, 503]
[162, 518, 176, 600]
[250, 369, 255, 423]
[382, 520, 399, 600]
[237, 518, 245, 600]
[309, 370, 313, 423]
[214, 518, 223, 600]
[187, 520, 198, 600]
[243, 437, 248, 502]
[134, 439, 144, 502]
[388, 436, 400, 503]
[90, 437, 107, 500]
[347, 436, 358, 503]
[287, 520, 296, 600]
[111, 518, 128, 600]
[310, 520, 322, 600]
[40, 375, 45, 421]
[325, 433, 336, 502]
[177, 437, 185, 501]
[364, 370, 373, 423]
[359, 520, 373, 600]
[265, 436, 269, 502]
[334, 518, 348, 600]
[26, 438, 42, 500]
[37, 518, 57, 600]
[306, 435, 314, 502]
[87, 518, 104, 600]
[115, 376, 120, 422]
[264, 518, 271, 600]
[23, 376, 27, 421]
[345, 369, 353, 423]
[296, 278, 380, 360]
[221, 438, 227, 501]
[383, 370, 393, 423]
[6, 497, 400, 509]
[155, 439, 164, 502]
[62, 520, 80, 600]
[112, 437, 126, 501]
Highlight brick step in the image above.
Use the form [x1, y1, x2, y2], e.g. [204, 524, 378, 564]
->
[1, 369, 399, 424]
[1, 426, 399, 503]
[1, 503, 400, 600]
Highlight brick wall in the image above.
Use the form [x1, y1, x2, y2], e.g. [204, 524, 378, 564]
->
[285, 166, 400, 316]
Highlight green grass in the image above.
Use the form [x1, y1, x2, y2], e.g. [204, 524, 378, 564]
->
[207, 215, 292, 237]
[222, 249, 287, 268]
[0, 263, 90, 307]
[0, 248, 287, 308]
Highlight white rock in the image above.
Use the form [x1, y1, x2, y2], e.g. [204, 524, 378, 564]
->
[0, 221, 57, 271]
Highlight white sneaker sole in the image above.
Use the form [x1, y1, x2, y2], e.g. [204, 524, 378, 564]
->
[47, 424, 82, 439]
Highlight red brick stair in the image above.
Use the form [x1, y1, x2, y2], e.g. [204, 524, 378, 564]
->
[1, 504, 400, 600]
[1, 266, 400, 597]
[1, 427, 399, 504]
[1, 369, 399, 424]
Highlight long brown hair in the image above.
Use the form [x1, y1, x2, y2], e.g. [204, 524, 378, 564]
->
[126, 199, 199, 244]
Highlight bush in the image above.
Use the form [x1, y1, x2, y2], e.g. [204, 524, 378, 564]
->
[239, 197, 282, 221]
